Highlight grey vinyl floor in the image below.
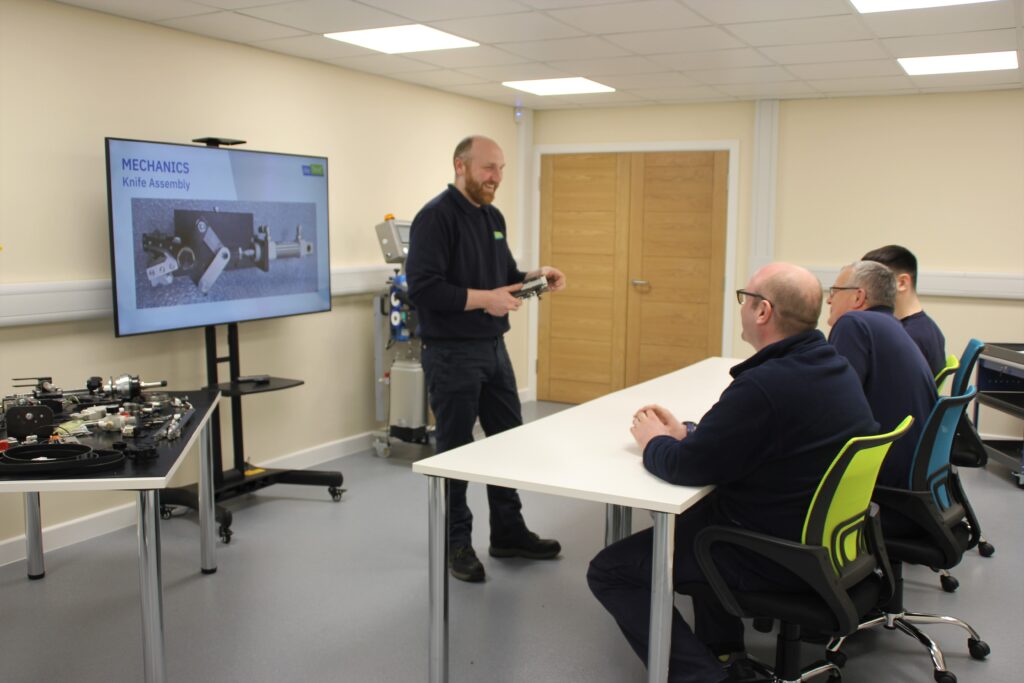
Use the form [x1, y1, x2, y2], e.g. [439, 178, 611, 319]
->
[2, 400, 1022, 683]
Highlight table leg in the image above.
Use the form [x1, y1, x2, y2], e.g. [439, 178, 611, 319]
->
[604, 504, 633, 546]
[428, 476, 449, 683]
[138, 490, 167, 683]
[22, 492, 45, 579]
[647, 512, 675, 683]
[199, 420, 217, 574]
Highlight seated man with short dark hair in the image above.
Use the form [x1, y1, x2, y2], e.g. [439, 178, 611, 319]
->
[588, 262, 878, 683]
[861, 245, 946, 376]
[826, 260, 937, 491]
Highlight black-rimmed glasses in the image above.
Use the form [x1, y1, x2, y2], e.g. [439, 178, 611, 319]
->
[736, 289, 772, 306]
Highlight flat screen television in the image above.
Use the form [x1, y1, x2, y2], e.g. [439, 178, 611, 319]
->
[105, 137, 331, 336]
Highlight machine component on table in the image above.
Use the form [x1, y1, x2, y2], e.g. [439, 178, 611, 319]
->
[142, 209, 314, 294]
[974, 342, 1024, 486]
[372, 214, 430, 457]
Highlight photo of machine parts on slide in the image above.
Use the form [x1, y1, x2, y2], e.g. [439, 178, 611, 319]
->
[132, 198, 318, 308]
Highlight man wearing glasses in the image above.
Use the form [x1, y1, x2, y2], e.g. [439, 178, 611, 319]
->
[589, 262, 877, 683]
[827, 260, 936, 494]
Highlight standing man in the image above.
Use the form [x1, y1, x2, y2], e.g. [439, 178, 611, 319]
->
[406, 135, 567, 583]
[862, 245, 947, 376]
[589, 263, 877, 683]
[827, 260, 936, 491]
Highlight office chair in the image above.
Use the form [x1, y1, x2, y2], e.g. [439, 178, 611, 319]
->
[689, 417, 913, 683]
[828, 388, 990, 683]
[934, 354, 959, 395]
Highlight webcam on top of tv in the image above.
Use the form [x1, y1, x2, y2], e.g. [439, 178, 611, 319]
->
[142, 210, 314, 294]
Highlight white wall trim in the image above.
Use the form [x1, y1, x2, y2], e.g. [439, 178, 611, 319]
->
[809, 267, 1024, 300]
[750, 100, 779, 275]
[0, 429, 375, 567]
[0, 264, 395, 329]
[525, 139, 742, 395]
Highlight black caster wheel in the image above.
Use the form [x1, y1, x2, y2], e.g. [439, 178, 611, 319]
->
[329, 486, 343, 502]
[968, 638, 990, 660]
[940, 574, 959, 593]
[978, 541, 994, 557]
[934, 670, 956, 683]
[219, 526, 233, 544]
[826, 650, 848, 668]
[160, 506, 173, 520]
[827, 668, 842, 681]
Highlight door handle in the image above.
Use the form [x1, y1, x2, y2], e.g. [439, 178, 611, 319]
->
[631, 279, 650, 287]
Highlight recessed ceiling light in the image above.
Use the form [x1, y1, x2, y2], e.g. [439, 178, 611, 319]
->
[502, 78, 615, 96]
[851, 0, 999, 12]
[898, 51, 1018, 75]
[324, 25, 478, 54]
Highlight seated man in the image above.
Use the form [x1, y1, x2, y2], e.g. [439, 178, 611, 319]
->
[862, 245, 947, 376]
[588, 262, 878, 683]
[827, 260, 937, 491]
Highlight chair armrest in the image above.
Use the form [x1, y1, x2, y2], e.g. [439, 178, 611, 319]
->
[693, 525, 860, 632]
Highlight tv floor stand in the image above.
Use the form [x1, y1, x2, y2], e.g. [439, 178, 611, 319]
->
[160, 323, 343, 541]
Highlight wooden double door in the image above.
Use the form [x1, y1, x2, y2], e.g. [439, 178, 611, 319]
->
[537, 151, 728, 404]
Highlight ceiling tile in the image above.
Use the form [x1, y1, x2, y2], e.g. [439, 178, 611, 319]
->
[759, 40, 888, 65]
[909, 69, 1023, 88]
[546, 55, 665, 76]
[648, 48, 771, 70]
[516, 0, 625, 9]
[547, 0, 708, 34]
[409, 45, 530, 69]
[859, 2, 1016, 39]
[55, 0, 213, 21]
[500, 36, 630, 61]
[350, 0, 532, 22]
[629, 85, 734, 101]
[440, 82, 563, 108]
[329, 53, 440, 75]
[599, 71, 698, 89]
[715, 81, 821, 98]
[238, 0, 407, 33]
[726, 15, 873, 47]
[787, 59, 904, 80]
[605, 26, 745, 54]
[430, 12, 584, 43]
[252, 34, 373, 60]
[680, 0, 851, 24]
[389, 69, 489, 87]
[807, 75, 916, 93]
[457, 63, 574, 81]
[561, 90, 648, 105]
[688, 65, 796, 85]
[881, 29, 1018, 58]
[193, 0, 289, 8]
[158, 11, 306, 42]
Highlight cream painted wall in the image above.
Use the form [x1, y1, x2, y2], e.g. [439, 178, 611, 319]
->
[533, 102, 757, 356]
[0, 0, 526, 543]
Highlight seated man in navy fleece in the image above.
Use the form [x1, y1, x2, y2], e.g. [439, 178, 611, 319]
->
[588, 262, 878, 683]
[826, 260, 937, 494]
[861, 245, 946, 376]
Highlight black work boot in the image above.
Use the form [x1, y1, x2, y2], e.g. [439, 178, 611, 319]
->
[449, 546, 485, 582]
[489, 531, 561, 559]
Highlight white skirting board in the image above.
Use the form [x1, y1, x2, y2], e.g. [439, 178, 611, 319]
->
[0, 430, 374, 567]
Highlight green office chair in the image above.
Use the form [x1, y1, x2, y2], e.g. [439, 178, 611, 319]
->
[690, 417, 913, 683]
[828, 388, 990, 683]
[934, 353, 959, 395]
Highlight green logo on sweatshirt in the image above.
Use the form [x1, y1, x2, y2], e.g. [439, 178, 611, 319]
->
[493, 231, 504, 240]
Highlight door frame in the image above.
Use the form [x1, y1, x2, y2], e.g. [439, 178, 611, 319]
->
[523, 141, 740, 402]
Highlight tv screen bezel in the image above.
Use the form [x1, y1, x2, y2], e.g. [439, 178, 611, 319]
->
[105, 137, 332, 337]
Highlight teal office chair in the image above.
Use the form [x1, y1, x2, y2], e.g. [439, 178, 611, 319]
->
[688, 418, 913, 683]
[828, 388, 990, 683]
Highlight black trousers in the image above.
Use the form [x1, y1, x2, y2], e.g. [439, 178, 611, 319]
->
[422, 337, 527, 549]
[587, 498, 741, 683]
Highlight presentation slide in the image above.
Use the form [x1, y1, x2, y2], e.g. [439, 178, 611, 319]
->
[106, 138, 331, 336]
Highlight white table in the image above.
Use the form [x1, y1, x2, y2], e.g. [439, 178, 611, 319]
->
[0, 389, 221, 683]
[413, 356, 739, 683]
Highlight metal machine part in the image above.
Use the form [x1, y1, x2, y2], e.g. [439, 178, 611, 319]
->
[100, 374, 168, 400]
[142, 210, 315, 293]
[513, 275, 550, 300]
[375, 214, 413, 264]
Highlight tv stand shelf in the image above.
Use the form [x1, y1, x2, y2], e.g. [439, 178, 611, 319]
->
[213, 377, 303, 396]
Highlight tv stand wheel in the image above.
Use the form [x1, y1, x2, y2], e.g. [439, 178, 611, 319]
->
[373, 439, 391, 458]
[160, 505, 174, 520]
[329, 486, 343, 502]
[219, 525, 233, 544]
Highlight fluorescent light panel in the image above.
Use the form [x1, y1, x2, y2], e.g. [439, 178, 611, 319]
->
[851, 0, 999, 12]
[898, 50, 1018, 75]
[324, 25, 477, 54]
[502, 77, 615, 96]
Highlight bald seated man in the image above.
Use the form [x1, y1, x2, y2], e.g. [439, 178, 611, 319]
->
[588, 263, 877, 683]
